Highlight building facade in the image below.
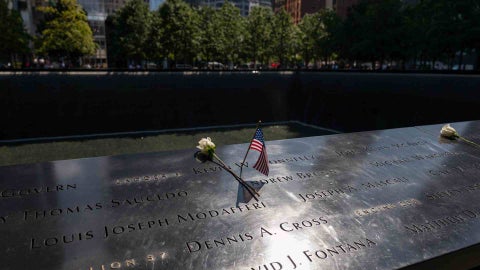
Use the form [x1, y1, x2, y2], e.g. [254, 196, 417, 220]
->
[274, 0, 328, 24]
[77, 0, 108, 67]
[12, 0, 147, 68]
[10, 0, 39, 45]
[79, 0, 149, 67]
[192, 0, 272, 17]
[333, 0, 359, 18]
[274, 0, 358, 24]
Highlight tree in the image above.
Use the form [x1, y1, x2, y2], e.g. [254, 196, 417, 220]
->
[37, 0, 95, 65]
[245, 6, 274, 68]
[0, 0, 30, 65]
[298, 12, 324, 67]
[217, 1, 246, 67]
[340, 0, 406, 69]
[105, 14, 122, 67]
[271, 8, 298, 68]
[317, 9, 341, 65]
[462, 0, 480, 70]
[198, 6, 223, 64]
[158, 0, 200, 66]
[106, 0, 152, 67]
[402, 0, 478, 70]
[146, 10, 163, 65]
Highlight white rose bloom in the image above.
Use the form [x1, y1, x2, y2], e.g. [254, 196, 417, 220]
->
[197, 137, 216, 153]
[440, 124, 458, 139]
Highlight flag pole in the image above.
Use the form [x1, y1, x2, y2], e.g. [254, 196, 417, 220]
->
[239, 120, 262, 177]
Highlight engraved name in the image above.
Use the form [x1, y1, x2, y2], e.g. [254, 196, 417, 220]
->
[1, 184, 77, 199]
[250, 237, 376, 270]
[177, 202, 267, 224]
[278, 217, 328, 232]
[115, 172, 181, 185]
[355, 199, 421, 217]
[425, 183, 480, 200]
[104, 217, 169, 239]
[187, 216, 329, 254]
[428, 161, 480, 177]
[336, 140, 427, 157]
[192, 154, 324, 175]
[370, 151, 461, 167]
[298, 185, 358, 202]
[186, 232, 254, 253]
[299, 177, 409, 203]
[249, 169, 339, 187]
[302, 238, 377, 264]
[23, 191, 187, 221]
[193, 164, 232, 175]
[31, 230, 94, 249]
[405, 208, 480, 234]
[268, 154, 321, 165]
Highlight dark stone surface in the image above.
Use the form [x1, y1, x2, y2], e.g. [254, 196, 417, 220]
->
[2, 121, 480, 269]
[297, 73, 480, 132]
[0, 71, 293, 140]
[1, 71, 480, 140]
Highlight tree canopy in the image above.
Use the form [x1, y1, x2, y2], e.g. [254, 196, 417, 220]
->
[245, 6, 275, 68]
[106, 0, 152, 67]
[0, 0, 30, 63]
[37, 0, 96, 64]
[158, 0, 200, 66]
[37, 0, 96, 62]
[104, 0, 480, 70]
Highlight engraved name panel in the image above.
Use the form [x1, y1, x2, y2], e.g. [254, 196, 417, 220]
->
[1, 121, 480, 269]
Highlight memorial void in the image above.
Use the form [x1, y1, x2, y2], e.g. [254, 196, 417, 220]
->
[2, 121, 480, 270]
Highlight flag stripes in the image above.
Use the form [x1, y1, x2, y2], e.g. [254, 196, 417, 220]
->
[253, 146, 269, 176]
[250, 139, 263, 152]
[249, 127, 269, 176]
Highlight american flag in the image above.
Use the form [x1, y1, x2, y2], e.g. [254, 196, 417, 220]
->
[250, 128, 269, 176]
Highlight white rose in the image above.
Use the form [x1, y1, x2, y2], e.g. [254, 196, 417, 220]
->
[197, 137, 216, 154]
[440, 124, 459, 139]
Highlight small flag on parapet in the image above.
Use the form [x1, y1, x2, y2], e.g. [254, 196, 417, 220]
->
[249, 126, 269, 176]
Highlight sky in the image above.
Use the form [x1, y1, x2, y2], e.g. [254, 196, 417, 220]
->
[150, 0, 164, 10]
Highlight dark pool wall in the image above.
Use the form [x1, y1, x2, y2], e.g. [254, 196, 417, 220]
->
[1, 71, 479, 139]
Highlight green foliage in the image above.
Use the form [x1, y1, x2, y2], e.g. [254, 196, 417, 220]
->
[103, 0, 480, 70]
[106, 0, 152, 67]
[271, 8, 299, 67]
[336, 0, 480, 69]
[147, 10, 163, 62]
[245, 6, 274, 67]
[339, 0, 406, 67]
[158, 0, 200, 65]
[317, 9, 341, 62]
[198, 6, 222, 63]
[216, 1, 246, 66]
[37, 0, 95, 62]
[0, 0, 30, 61]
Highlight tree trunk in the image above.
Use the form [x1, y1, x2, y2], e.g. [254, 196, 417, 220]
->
[458, 49, 464, 71]
[10, 53, 15, 69]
